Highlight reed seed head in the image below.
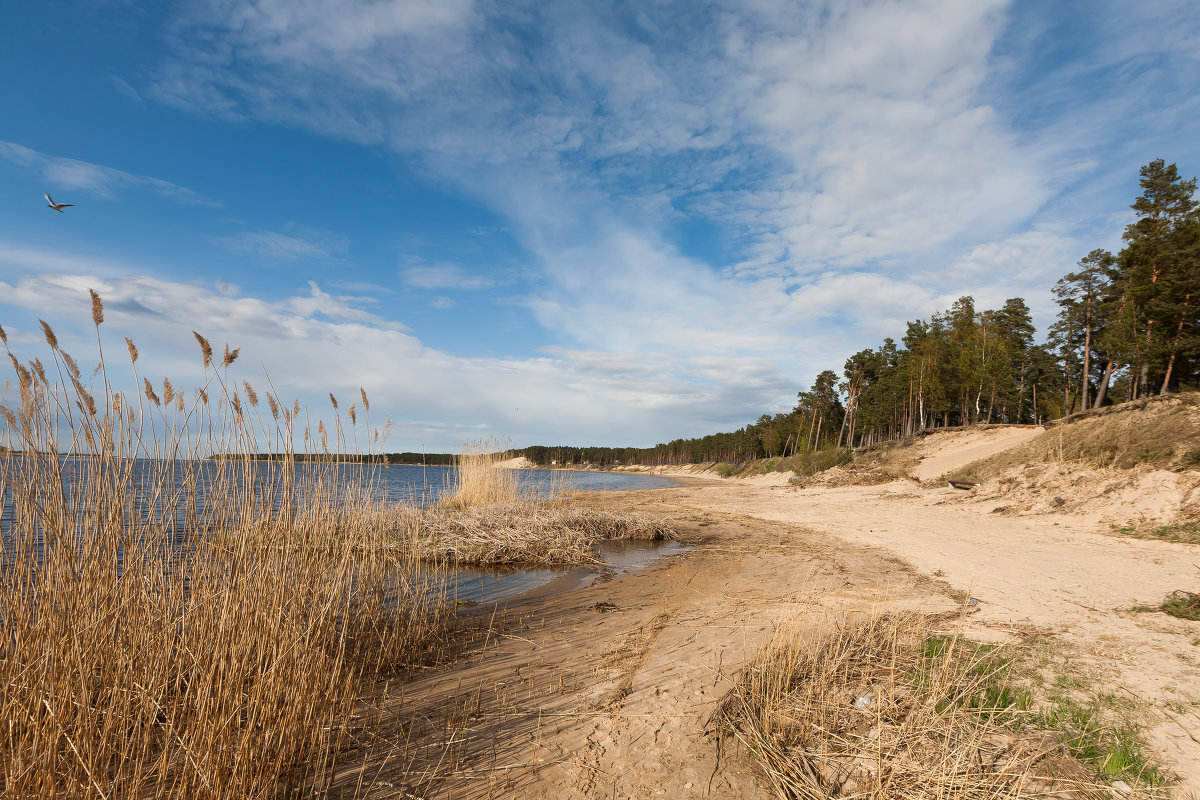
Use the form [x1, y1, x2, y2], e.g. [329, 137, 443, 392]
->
[223, 344, 241, 366]
[89, 289, 104, 326]
[39, 320, 59, 350]
[267, 393, 280, 420]
[243, 381, 259, 407]
[32, 358, 47, 385]
[198, 387, 209, 404]
[163, 378, 175, 405]
[0, 324, 7, 346]
[12, 359, 31, 396]
[144, 378, 161, 406]
[62, 351, 81, 380]
[348, 403, 357, 425]
[360, 388, 370, 412]
[125, 337, 139, 364]
[176, 393, 184, 412]
[193, 331, 213, 368]
[329, 393, 338, 411]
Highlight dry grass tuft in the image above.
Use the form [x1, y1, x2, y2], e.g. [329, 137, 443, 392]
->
[0, 301, 446, 799]
[718, 612, 1118, 799]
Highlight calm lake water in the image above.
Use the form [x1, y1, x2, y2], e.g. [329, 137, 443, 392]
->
[0, 459, 678, 534]
[371, 463, 679, 503]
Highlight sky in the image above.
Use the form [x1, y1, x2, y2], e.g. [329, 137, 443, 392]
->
[2, 0, 1199, 452]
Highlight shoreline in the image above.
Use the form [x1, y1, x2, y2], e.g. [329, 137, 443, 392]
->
[359, 468, 1200, 797]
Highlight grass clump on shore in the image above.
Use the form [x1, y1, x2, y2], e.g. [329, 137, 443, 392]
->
[1157, 590, 1200, 621]
[1111, 521, 1200, 546]
[0, 298, 446, 799]
[718, 612, 1164, 799]
[406, 437, 675, 567]
[399, 502, 674, 566]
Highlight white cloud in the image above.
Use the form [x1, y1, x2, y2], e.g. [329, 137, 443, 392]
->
[109, 75, 144, 102]
[0, 141, 216, 205]
[403, 263, 495, 291]
[0, 264, 792, 449]
[55, 0, 1199, 434]
[221, 227, 349, 260]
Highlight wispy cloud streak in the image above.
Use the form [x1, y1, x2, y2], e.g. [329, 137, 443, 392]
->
[0, 141, 217, 205]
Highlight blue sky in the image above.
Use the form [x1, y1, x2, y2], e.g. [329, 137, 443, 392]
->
[2, 0, 1199, 451]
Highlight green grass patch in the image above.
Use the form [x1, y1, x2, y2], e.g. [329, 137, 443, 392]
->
[914, 635, 1170, 789]
[1111, 522, 1200, 545]
[1160, 591, 1200, 621]
[1032, 693, 1168, 785]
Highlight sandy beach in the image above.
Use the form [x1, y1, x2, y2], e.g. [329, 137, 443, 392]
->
[356, 426, 1200, 798]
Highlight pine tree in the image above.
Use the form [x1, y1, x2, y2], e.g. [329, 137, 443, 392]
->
[1053, 250, 1113, 410]
[1119, 159, 1198, 396]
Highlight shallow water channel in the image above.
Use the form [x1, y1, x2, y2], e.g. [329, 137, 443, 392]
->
[445, 538, 690, 605]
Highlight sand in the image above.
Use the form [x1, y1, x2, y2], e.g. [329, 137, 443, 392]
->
[355, 427, 1200, 798]
[495, 455, 538, 469]
[909, 425, 1045, 481]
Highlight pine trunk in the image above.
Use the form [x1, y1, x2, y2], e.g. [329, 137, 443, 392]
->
[1160, 292, 1192, 394]
[1094, 360, 1117, 407]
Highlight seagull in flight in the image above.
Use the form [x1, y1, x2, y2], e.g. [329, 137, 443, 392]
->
[44, 193, 75, 213]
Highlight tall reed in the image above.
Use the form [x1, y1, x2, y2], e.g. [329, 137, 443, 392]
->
[438, 437, 522, 509]
[0, 299, 445, 799]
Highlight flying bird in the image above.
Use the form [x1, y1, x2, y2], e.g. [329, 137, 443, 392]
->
[44, 193, 75, 213]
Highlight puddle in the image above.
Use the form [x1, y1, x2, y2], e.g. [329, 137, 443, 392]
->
[593, 538, 690, 571]
[444, 538, 689, 605]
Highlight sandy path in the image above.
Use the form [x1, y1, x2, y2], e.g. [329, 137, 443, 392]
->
[652, 477, 1200, 793]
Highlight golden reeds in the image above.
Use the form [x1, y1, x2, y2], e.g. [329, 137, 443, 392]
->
[0, 299, 446, 799]
[438, 437, 522, 510]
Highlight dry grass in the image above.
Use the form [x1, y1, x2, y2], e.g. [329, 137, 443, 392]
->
[946, 393, 1200, 484]
[393, 502, 674, 566]
[420, 438, 674, 566]
[0, 302, 447, 798]
[717, 612, 1126, 800]
[438, 438, 522, 509]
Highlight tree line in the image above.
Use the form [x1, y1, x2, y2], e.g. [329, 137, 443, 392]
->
[520, 158, 1199, 467]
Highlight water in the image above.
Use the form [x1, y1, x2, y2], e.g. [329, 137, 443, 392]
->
[446, 538, 690, 604]
[0, 458, 679, 536]
[369, 464, 678, 504]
